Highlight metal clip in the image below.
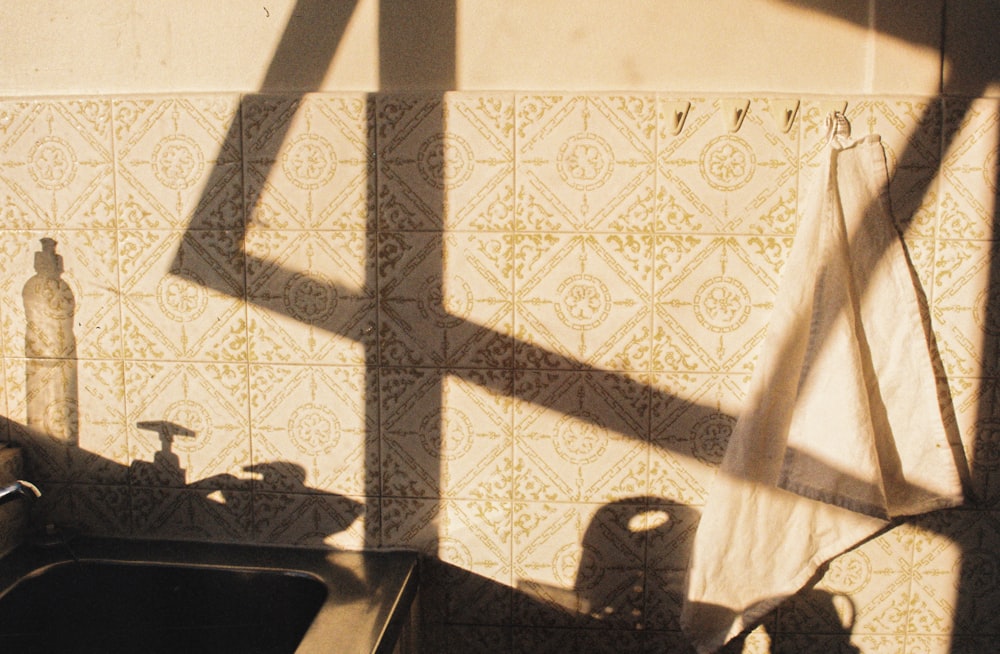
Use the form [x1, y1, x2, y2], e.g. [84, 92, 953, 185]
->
[768, 98, 799, 134]
[721, 98, 750, 133]
[662, 100, 691, 136]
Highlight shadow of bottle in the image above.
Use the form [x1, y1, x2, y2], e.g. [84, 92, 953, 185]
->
[22, 238, 78, 449]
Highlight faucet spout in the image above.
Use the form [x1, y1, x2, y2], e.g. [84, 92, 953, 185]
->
[0, 480, 41, 506]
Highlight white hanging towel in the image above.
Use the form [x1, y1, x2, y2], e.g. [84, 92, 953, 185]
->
[680, 121, 965, 653]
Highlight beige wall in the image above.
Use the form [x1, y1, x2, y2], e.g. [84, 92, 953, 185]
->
[3, 2, 1000, 653]
[0, 0, 972, 96]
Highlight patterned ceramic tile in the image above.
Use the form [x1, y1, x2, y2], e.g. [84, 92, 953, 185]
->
[658, 97, 798, 236]
[910, 509, 1000, 638]
[118, 229, 246, 361]
[33, 482, 131, 537]
[381, 368, 512, 500]
[653, 235, 783, 374]
[125, 361, 250, 488]
[8, 89, 1000, 651]
[430, 624, 512, 654]
[114, 95, 241, 230]
[932, 238, 1000, 378]
[514, 232, 652, 371]
[802, 523, 916, 638]
[245, 229, 375, 365]
[131, 485, 253, 543]
[799, 97, 941, 238]
[513, 500, 646, 629]
[249, 363, 376, 497]
[906, 236, 940, 301]
[0, 99, 114, 229]
[513, 370, 648, 503]
[244, 94, 371, 231]
[776, 632, 902, 654]
[381, 497, 513, 624]
[379, 230, 513, 368]
[648, 373, 746, 505]
[253, 492, 372, 549]
[378, 92, 514, 231]
[943, 376, 1000, 506]
[511, 627, 653, 653]
[857, 98, 940, 236]
[0, 230, 120, 360]
[6, 358, 128, 485]
[516, 94, 656, 233]
[940, 98, 999, 241]
[420, 557, 514, 628]
[643, 503, 702, 631]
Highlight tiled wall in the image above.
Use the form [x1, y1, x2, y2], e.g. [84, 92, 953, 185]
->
[1, 92, 998, 652]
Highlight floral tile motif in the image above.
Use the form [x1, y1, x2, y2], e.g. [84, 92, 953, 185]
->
[513, 370, 647, 503]
[658, 97, 798, 235]
[381, 497, 513, 623]
[244, 94, 371, 231]
[0, 99, 114, 229]
[249, 363, 376, 497]
[6, 358, 129, 485]
[114, 95, 241, 230]
[0, 230, 121, 360]
[512, 501, 646, 629]
[34, 482, 131, 538]
[932, 239, 1000, 378]
[380, 368, 513, 500]
[379, 230, 513, 368]
[940, 97, 1000, 241]
[798, 523, 916, 638]
[245, 229, 375, 365]
[514, 232, 652, 371]
[253, 492, 372, 549]
[653, 235, 783, 374]
[648, 373, 746, 505]
[516, 94, 656, 232]
[131, 486, 253, 543]
[119, 229, 246, 361]
[378, 92, 515, 231]
[125, 361, 250, 489]
[910, 510, 1000, 638]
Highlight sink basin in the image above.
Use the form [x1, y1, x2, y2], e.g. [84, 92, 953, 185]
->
[0, 538, 419, 654]
[0, 560, 326, 652]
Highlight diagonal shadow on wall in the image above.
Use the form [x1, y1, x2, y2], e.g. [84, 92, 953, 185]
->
[151, 0, 996, 649]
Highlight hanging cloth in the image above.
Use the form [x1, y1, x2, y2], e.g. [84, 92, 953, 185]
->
[680, 116, 965, 653]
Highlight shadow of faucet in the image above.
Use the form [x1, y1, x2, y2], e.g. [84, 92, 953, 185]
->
[133, 420, 197, 488]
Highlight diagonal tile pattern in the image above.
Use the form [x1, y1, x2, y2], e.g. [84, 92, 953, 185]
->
[0, 92, 997, 652]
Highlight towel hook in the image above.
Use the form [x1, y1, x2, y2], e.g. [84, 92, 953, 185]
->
[825, 111, 851, 147]
[721, 98, 750, 133]
[662, 100, 691, 136]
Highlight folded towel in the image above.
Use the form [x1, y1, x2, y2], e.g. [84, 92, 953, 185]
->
[680, 128, 965, 653]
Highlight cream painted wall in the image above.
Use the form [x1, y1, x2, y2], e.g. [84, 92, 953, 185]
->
[0, 0, 954, 96]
